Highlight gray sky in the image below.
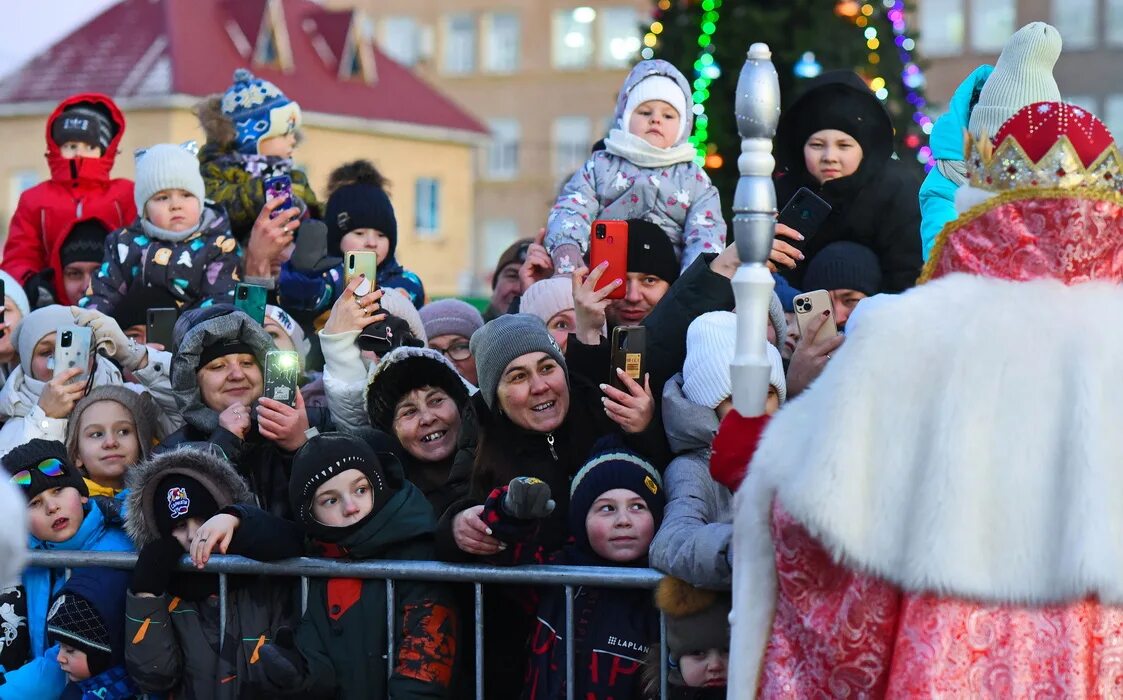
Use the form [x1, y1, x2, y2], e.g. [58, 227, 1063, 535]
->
[0, 0, 120, 79]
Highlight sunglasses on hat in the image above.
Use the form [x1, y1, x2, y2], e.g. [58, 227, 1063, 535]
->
[10, 458, 66, 486]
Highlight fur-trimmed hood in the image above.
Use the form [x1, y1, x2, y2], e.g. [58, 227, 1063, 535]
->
[170, 307, 274, 433]
[125, 446, 253, 547]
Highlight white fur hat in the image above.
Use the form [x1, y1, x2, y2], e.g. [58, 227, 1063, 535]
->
[683, 311, 786, 409]
[623, 75, 688, 142]
[968, 22, 1062, 140]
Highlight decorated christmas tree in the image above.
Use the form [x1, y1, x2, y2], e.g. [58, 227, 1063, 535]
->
[646, 0, 931, 222]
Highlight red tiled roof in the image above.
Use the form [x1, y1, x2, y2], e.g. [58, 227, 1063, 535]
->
[0, 0, 486, 136]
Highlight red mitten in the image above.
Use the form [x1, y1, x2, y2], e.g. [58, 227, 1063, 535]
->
[710, 410, 771, 491]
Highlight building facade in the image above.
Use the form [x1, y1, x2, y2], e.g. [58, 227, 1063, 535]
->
[335, 0, 651, 291]
[916, 0, 1123, 130]
[0, 0, 485, 297]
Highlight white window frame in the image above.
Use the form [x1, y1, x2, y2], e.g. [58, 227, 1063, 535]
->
[380, 16, 420, 66]
[552, 116, 592, 179]
[442, 13, 477, 75]
[415, 178, 441, 238]
[918, 0, 965, 57]
[484, 118, 520, 181]
[552, 8, 595, 69]
[969, 0, 1015, 52]
[1051, 0, 1097, 49]
[483, 12, 520, 73]
[598, 7, 641, 68]
[1106, 95, 1123, 137]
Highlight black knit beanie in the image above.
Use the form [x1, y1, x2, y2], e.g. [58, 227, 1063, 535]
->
[60, 220, 108, 268]
[2, 439, 89, 502]
[626, 219, 679, 283]
[289, 432, 398, 541]
[51, 103, 115, 151]
[152, 474, 220, 536]
[325, 183, 398, 259]
[568, 439, 664, 554]
[802, 241, 883, 296]
[197, 338, 257, 371]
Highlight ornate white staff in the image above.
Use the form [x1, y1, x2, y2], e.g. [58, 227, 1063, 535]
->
[727, 42, 780, 700]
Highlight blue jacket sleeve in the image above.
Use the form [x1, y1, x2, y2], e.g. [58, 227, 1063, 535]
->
[277, 262, 341, 314]
[0, 645, 67, 699]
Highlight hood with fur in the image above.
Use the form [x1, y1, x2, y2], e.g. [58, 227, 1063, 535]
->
[613, 59, 694, 148]
[125, 446, 253, 547]
[170, 308, 274, 433]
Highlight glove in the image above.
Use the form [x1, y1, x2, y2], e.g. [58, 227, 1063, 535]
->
[23, 270, 56, 310]
[503, 477, 555, 520]
[130, 537, 186, 596]
[289, 220, 340, 274]
[709, 410, 771, 492]
[258, 626, 308, 689]
[71, 307, 148, 370]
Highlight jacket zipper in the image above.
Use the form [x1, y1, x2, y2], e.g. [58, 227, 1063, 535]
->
[546, 433, 558, 461]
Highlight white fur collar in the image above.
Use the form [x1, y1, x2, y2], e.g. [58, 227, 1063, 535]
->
[733, 274, 1123, 694]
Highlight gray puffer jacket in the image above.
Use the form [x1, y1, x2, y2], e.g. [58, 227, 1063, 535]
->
[648, 373, 733, 589]
[124, 447, 300, 699]
[545, 59, 726, 270]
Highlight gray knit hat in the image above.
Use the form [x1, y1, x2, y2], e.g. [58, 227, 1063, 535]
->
[767, 292, 786, 352]
[66, 385, 162, 469]
[134, 143, 207, 215]
[968, 22, 1062, 140]
[13, 305, 76, 377]
[419, 298, 484, 341]
[469, 313, 567, 409]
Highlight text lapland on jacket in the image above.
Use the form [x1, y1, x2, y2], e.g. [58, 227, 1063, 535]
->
[545, 60, 725, 270]
[2, 94, 137, 301]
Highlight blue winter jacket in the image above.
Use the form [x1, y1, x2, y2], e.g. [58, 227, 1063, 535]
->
[919, 65, 993, 260]
[0, 500, 134, 699]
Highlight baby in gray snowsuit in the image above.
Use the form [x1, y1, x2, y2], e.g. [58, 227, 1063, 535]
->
[546, 60, 725, 274]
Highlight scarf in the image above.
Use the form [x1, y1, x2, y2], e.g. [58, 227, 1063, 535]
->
[603, 129, 699, 169]
[140, 204, 220, 244]
[937, 158, 968, 187]
[77, 664, 140, 700]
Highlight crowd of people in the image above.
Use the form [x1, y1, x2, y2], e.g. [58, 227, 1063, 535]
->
[0, 19, 1067, 700]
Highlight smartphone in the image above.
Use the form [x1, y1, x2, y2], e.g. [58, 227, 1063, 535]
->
[234, 283, 268, 325]
[777, 187, 832, 248]
[589, 220, 628, 300]
[54, 325, 93, 385]
[609, 325, 646, 391]
[146, 308, 177, 351]
[344, 251, 379, 296]
[0, 276, 5, 340]
[793, 290, 838, 347]
[263, 174, 294, 217]
[264, 350, 301, 407]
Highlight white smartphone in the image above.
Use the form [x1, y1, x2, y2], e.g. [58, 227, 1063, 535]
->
[54, 325, 93, 385]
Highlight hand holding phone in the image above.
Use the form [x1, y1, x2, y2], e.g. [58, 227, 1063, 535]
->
[234, 284, 268, 325]
[589, 220, 628, 300]
[793, 290, 838, 347]
[264, 350, 301, 407]
[777, 188, 832, 247]
[609, 325, 646, 391]
[345, 251, 378, 296]
[263, 175, 295, 218]
[54, 325, 93, 385]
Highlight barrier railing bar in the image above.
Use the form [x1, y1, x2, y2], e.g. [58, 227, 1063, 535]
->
[26, 552, 663, 588]
[565, 584, 575, 700]
[474, 583, 484, 700]
[218, 573, 228, 652]
[300, 576, 309, 615]
[660, 611, 668, 700]
[386, 579, 395, 683]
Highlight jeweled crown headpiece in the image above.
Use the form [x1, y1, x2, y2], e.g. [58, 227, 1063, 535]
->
[966, 101, 1123, 193]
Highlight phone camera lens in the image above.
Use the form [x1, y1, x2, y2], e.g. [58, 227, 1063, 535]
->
[595, 224, 606, 239]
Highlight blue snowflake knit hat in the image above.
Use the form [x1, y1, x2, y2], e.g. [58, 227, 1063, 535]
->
[221, 69, 302, 155]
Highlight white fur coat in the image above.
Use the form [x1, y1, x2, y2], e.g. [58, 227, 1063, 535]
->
[736, 273, 1123, 693]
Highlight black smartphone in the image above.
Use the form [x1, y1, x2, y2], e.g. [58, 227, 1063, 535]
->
[146, 308, 177, 351]
[263, 174, 294, 217]
[777, 187, 832, 248]
[234, 283, 268, 325]
[609, 325, 646, 391]
[0, 276, 5, 340]
[264, 350, 301, 407]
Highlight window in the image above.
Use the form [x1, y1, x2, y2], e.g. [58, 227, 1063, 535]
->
[484, 13, 520, 73]
[1106, 96, 1123, 137]
[443, 14, 477, 74]
[1051, 0, 1097, 49]
[8, 170, 39, 213]
[485, 118, 520, 180]
[918, 0, 964, 56]
[552, 116, 591, 179]
[415, 178, 441, 236]
[381, 17, 420, 66]
[970, 0, 1015, 52]
[553, 7, 595, 69]
[1109, 0, 1123, 45]
[599, 7, 641, 68]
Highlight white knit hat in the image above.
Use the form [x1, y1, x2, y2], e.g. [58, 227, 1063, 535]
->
[683, 311, 787, 409]
[0, 271, 30, 317]
[968, 22, 1062, 140]
[134, 143, 207, 215]
[265, 305, 312, 367]
[379, 289, 428, 345]
[623, 75, 689, 143]
[520, 278, 574, 326]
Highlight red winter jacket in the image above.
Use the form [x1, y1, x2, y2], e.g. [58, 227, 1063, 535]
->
[2, 94, 136, 303]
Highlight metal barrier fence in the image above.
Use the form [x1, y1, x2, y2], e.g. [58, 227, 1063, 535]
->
[28, 550, 670, 700]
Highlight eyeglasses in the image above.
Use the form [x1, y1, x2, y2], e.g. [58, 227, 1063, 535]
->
[437, 343, 472, 362]
[10, 458, 66, 486]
